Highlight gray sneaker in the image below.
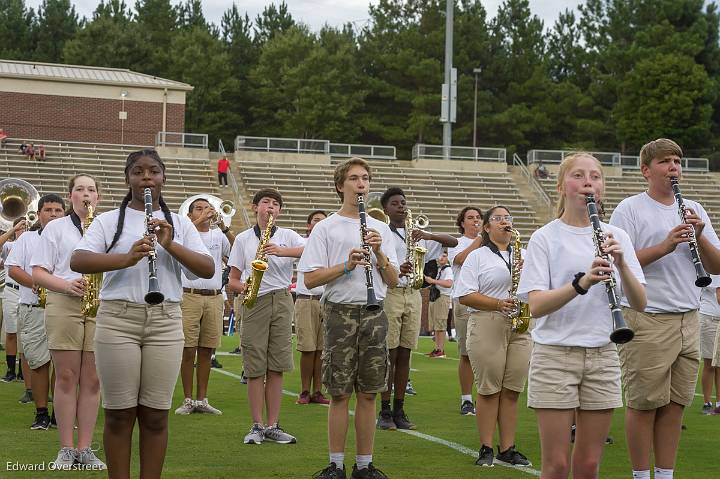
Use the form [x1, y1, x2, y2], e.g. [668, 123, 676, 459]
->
[460, 400, 476, 416]
[376, 409, 397, 430]
[18, 389, 33, 404]
[53, 447, 77, 470]
[244, 423, 265, 444]
[174, 398, 195, 415]
[76, 447, 107, 470]
[263, 423, 296, 444]
[194, 398, 222, 415]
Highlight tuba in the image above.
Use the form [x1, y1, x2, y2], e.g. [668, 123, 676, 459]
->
[507, 228, 531, 333]
[179, 194, 236, 228]
[365, 192, 389, 224]
[81, 201, 102, 317]
[0, 178, 39, 232]
[242, 213, 273, 308]
[405, 209, 429, 289]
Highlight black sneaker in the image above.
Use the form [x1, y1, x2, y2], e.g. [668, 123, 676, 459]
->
[392, 409, 416, 430]
[496, 445, 531, 466]
[240, 371, 248, 384]
[211, 357, 223, 369]
[376, 409, 396, 430]
[703, 402, 714, 414]
[230, 347, 242, 355]
[350, 463, 389, 479]
[460, 400, 475, 416]
[475, 445, 494, 467]
[31, 413, 51, 430]
[313, 463, 347, 479]
[1, 371, 16, 383]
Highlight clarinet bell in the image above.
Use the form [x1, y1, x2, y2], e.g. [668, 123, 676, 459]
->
[695, 275, 712, 288]
[610, 326, 634, 344]
[145, 278, 164, 305]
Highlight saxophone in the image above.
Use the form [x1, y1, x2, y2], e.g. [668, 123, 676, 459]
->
[242, 213, 273, 308]
[507, 228, 531, 333]
[81, 201, 103, 317]
[405, 209, 429, 289]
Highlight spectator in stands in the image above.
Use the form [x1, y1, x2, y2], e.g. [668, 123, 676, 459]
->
[217, 156, 230, 187]
[26, 144, 35, 161]
[0, 128, 8, 147]
[19, 143, 28, 155]
[38, 144, 46, 161]
[534, 161, 549, 179]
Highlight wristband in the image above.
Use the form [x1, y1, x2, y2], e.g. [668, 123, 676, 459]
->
[377, 261, 388, 272]
[572, 272, 588, 295]
[343, 261, 351, 276]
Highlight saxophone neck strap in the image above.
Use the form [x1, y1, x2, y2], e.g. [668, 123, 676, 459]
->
[486, 241, 512, 273]
[389, 224, 405, 242]
[70, 211, 83, 235]
[253, 224, 277, 240]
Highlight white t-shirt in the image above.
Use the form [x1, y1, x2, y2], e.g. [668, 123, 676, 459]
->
[448, 234, 479, 296]
[296, 270, 324, 296]
[610, 192, 720, 313]
[227, 226, 304, 297]
[30, 215, 83, 282]
[389, 227, 443, 287]
[454, 246, 525, 313]
[700, 274, 720, 317]
[435, 265, 454, 296]
[74, 207, 211, 303]
[517, 219, 645, 348]
[5, 230, 42, 305]
[182, 229, 231, 290]
[297, 212, 399, 305]
[1, 241, 16, 287]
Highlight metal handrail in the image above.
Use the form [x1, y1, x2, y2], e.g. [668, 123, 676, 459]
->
[156, 131, 208, 149]
[527, 149, 621, 166]
[235, 135, 330, 154]
[219, 139, 251, 229]
[513, 153, 551, 207]
[412, 143, 506, 162]
[620, 155, 709, 171]
[328, 143, 397, 160]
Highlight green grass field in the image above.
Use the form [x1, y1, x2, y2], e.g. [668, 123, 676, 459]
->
[1, 335, 718, 478]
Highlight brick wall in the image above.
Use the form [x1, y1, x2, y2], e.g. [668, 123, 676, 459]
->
[0, 91, 184, 145]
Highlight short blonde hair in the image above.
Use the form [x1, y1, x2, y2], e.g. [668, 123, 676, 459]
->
[556, 152, 604, 218]
[334, 157, 372, 201]
[639, 138, 682, 167]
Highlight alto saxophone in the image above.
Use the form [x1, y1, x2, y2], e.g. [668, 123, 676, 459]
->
[507, 228, 531, 333]
[243, 213, 274, 308]
[81, 201, 103, 317]
[405, 209, 429, 289]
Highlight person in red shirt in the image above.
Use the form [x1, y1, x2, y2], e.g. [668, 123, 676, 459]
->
[217, 157, 230, 187]
[38, 144, 46, 161]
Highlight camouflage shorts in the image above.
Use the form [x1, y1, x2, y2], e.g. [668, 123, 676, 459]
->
[321, 301, 389, 396]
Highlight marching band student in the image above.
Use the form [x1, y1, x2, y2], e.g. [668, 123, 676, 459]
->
[227, 188, 304, 445]
[296, 209, 330, 405]
[174, 197, 233, 416]
[699, 275, 720, 414]
[518, 152, 646, 479]
[448, 206, 483, 416]
[610, 139, 720, 479]
[70, 149, 213, 479]
[455, 206, 531, 467]
[300, 157, 398, 479]
[0, 218, 27, 385]
[7, 194, 66, 430]
[377, 187, 456, 430]
[425, 251, 453, 358]
[31, 175, 105, 469]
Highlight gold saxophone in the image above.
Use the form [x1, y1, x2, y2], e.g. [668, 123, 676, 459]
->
[507, 228, 531, 333]
[405, 209, 429, 289]
[81, 202, 103, 317]
[242, 213, 273, 308]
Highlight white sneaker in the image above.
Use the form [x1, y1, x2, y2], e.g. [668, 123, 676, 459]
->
[76, 447, 107, 470]
[53, 447, 77, 470]
[174, 398, 195, 415]
[263, 423, 297, 444]
[194, 398, 222, 415]
[244, 423, 265, 444]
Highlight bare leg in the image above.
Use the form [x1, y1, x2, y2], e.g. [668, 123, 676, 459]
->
[459, 355, 473, 396]
[299, 351, 315, 393]
[195, 347, 212, 400]
[434, 330, 445, 352]
[312, 350, 323, 393]
[653, 402, 684, 469]
[536, 408, 574, 479]
[572, 409, 614, 479]
[137, 405, 169, 479]
[702, 359, 714, 403]
[265, 370, 284, 425]
[497, 388, 520, 451]
[329, 395, 350, 454]
[476, 392, 499, 447]
[31, 362, 50, 409]
[393, 347, 411, 402]
[381, 348, 398, 402]
[625, 407, 656, 471]
[179, 347, 196, 399]
[104, 407, 136, 479]
[247, 375, 266, 424]
[50, 350, 81, 448]
[355, 392, 377, 455]
[77, 351, 101, 449]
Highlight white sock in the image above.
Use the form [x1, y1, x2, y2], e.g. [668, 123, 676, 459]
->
[356, 454, 372, 470]
[654, 467, 673, 479]
[632, 470, 650, 479]
[329, 453, 344, 469]
[461, 394, 472, 405]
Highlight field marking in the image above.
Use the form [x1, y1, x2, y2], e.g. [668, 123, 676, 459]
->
[413, 351, 459, 361]
[212, 368, 541, 477]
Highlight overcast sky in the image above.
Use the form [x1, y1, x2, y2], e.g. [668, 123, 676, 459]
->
[26, 0, 582, 31]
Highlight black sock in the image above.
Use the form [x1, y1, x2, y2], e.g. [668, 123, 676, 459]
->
[380, 400, 391, 412]
[6, 354, 16, 374]
[36, 407, 48, 417]
[393, 398, 404, 413]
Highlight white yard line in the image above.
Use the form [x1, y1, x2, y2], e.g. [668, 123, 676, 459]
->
[212, 368, 541, 476]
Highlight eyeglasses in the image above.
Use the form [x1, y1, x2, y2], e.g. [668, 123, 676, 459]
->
[489, 215, 513, 223]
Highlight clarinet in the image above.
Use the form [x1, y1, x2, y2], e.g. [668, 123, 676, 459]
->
[144, 188, 165, 305]
[585, 194, 634, 344]
[670, 177, 712, 287]
[357, 193, 380, 311]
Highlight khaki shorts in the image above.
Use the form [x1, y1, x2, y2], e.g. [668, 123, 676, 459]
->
[467, 311, 531, 395]
[45, 292, 95, 351]
[3, 286, 19, 334]
[18, 304, 51, 370]
[240, 289, 294, 378]
[295, 297, 324, 352]
[385, 287, 421, 350]
[94, 300, 184, 410]
[322, 301, 389, 396]
[428, 295, 451, 332]
[619, 308, 700, 410]
[700, 313, 719, 359]
[453, 299, 470, 356]
[181, 292, 223, 348]
[528, 342, 622, 410]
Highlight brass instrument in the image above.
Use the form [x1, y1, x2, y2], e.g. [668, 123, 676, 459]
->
[242, 213, 274, 308]
[0, 178, 39, 232]
[357, 194, 380, 311]
[670, 177, 711, 287]
[144, 188, 164, 305]
[405, 209, 429, 289]
[37, 286, 47, 308]
[81, 201, 102, 317]
[178, 194, 236, 228]
[366, 192, 389, 224]
[507, 227, 530, 333]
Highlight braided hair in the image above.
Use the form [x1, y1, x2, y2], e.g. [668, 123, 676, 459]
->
[106, 149, 174, 252]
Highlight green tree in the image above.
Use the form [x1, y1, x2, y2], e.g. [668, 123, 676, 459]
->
[0, 0, 35, 59]
[253, 1, 295, 45]
[33, 0, 80, 62]
[134, 0, 178, 76]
